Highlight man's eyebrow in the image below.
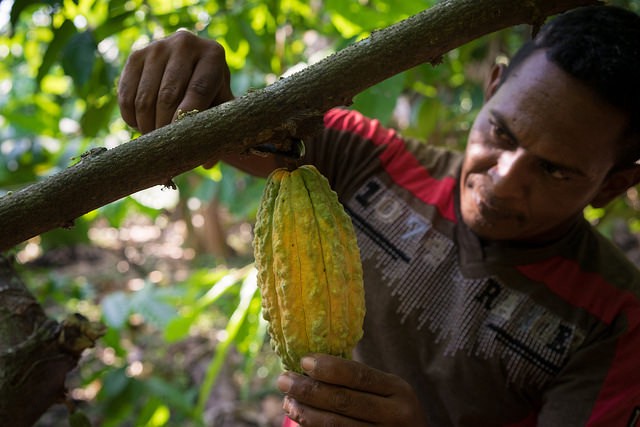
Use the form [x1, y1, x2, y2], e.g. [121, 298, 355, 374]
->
[489, 109, 587, 178]
[489, 110, 519, 143]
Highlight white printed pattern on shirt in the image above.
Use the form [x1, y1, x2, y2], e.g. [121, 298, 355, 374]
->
[348, 177, 585, 388]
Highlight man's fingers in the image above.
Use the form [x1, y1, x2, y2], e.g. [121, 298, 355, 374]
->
[155, 57, 192, 129]
[118, 52, 144, 129]
[283, 396, 371, 427]
[279, 368, 421, 426]
[118, 31, 233, 134]
[278, 372, 394, 423]
[301, 354, 396, 396]
[173, 46, 233, 122]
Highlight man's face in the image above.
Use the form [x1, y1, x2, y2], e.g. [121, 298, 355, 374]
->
[459, 51, 628, 243]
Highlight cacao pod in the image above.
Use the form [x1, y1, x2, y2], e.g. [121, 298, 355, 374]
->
[253, 165, 365, 372]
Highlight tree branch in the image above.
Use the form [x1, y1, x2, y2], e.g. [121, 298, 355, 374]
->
[0, 0, 598, 251]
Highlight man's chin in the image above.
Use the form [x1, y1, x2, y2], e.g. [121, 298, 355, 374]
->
[468, 222, 506, 241]
[462, 212, 522, 241]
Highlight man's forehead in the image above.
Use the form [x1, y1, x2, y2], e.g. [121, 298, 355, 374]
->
[487, 55, 626, 174]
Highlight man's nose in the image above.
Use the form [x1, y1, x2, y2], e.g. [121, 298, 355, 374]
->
[488, 150, 531, 199]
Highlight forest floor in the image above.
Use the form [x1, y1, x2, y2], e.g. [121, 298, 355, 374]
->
[26, 211, 284, 427]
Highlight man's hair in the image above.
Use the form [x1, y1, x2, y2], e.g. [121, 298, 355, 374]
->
[501, 5, 640, 165]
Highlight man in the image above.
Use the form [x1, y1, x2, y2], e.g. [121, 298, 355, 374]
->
[118, 5, 640, 426]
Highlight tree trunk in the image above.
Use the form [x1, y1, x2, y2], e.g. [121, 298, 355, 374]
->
[0, 256, 105, 426]
[0, 0, 597, 252]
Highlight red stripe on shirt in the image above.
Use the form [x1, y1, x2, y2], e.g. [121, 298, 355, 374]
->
[517, 257, 640, 425]
[324, 109, 457, 222]
[282, 417, 298, 427]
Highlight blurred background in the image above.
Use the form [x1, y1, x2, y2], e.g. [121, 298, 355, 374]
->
[1, 0, 639, 425]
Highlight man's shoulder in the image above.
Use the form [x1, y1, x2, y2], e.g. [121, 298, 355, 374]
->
[562, 222, 640, 300]
[582, 223, 640, 293]
[323, 108, 463, 176]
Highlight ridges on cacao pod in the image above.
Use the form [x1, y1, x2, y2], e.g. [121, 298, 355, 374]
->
[253, 164, 365, 373]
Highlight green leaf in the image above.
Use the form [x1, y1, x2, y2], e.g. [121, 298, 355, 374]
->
[235, 290, 264, 354]
[217, 164, 265, 218]
[68, 410, 92, 427]
[134, 397, 165, 427]
[38, 217, 91, 250]
[107, 0, 130, 16]
[101, 291, 131, 329]
[196, 269, 259, 418]
[240, 310, 268, 400]
[352, 72, 406, 125]
[9, 0, 62, 35]
[80, 93, 118, 137]
[130, 284, 177, 329]
[163, 314, 196, 343]
[99, 328, 127, 356]
[98, 369, 144, 427]
[61, 31, 97, 90]
[164, 267, 249, 342]
[412, 97, 444, 139]
[144, 377, 197, 417]
[37, 19, 77, 84]
[2, 94, 62, 136]
[100, 367, 130, 398]
[93, 10, 137, 42]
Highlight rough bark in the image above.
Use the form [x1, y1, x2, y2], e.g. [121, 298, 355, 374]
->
[0, 255, 105, 426]
[0, 0, 598, 252]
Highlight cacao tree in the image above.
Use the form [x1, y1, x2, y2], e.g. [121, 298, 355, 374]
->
[2, 0, 638, 425]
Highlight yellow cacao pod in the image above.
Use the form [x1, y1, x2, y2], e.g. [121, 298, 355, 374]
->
[253, 164, 365, 372]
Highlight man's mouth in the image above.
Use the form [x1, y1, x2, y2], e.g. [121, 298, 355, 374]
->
[471, 188, 524, 224]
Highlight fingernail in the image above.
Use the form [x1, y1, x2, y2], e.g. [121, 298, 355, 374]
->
[301, 356, 316, 373]
[277, 374, 293, 392]
[282, 395, 292, 412]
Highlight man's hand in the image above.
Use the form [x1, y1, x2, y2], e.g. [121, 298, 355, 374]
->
[118, 31, 233, 134]
[277, 354, 428, 426]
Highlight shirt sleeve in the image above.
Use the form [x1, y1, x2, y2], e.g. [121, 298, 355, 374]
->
[301, 108, 394, 202]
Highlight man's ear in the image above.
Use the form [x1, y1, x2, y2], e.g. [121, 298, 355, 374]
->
[484, 63, 507, 101]
[591, 163, 640, 208]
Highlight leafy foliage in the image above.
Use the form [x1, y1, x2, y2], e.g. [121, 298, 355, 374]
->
[1, 0, 639, 425]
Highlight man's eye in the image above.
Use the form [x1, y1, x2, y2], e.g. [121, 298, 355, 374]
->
[489, 120, 515, 148]
[539, 160, 569, 180]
